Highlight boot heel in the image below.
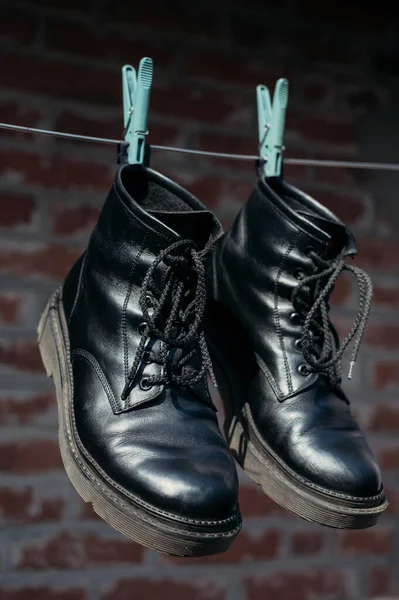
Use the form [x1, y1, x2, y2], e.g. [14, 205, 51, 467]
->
[37, 288, 62, 380]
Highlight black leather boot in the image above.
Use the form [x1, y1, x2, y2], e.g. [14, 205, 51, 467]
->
[206, 176, 387, 529]
[38, 165, 241, 556]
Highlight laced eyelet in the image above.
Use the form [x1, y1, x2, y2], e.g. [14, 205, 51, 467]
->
[295, 268, 305, 280]
[138, 322, 147, 335]
[142, 351, 152, 364]
[290, 312, 302, 326]
[170, 322, 180, 338]
[145, 294, 153, 306]
[305, 246, 315, 258]
[294, 338, 303, 351]
[140, 377, 153, 391]
[298, 364, 310, 376]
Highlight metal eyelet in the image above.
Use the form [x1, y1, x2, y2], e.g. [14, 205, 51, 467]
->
[294, 338, 303, 351]
[305, 245, 315, 258]
[290, 312, 302, 326]
[170, 322, 180, 338]
[142, 351, 152, 364]
[138, 322, 147, 335]
[145, 294, 153, 305]
[295, 268, 305, 280]
[298, 364, 310, 376]
[140, 377, 153, 391]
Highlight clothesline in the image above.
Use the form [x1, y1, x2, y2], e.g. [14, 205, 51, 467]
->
[1, 122, 399, 172]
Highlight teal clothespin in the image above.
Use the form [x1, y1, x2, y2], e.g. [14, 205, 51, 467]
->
[122, 57, 153, 165]
[256, 78, 289, 178]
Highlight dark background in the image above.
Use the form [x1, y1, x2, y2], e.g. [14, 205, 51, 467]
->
[1, 1, 399, 599]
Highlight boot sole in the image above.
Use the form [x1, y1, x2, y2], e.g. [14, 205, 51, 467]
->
[210, 346, 387, 529]
[37, 289, 241, 556]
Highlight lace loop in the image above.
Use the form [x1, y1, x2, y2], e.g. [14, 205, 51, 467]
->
[121, 239, 216, 402]
[292, 250, 373, 385]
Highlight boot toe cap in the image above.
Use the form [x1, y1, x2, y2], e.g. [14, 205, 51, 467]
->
[293, 432, 383, 500]
[116, 447, 240, 522]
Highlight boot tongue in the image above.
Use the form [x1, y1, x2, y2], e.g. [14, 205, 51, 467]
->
[149, 210, 220, 250]
[297, 209, 357, 258]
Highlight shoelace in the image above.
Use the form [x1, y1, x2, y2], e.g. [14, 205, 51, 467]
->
[291, 249, 373, 386]
[121, 239, 217, 402]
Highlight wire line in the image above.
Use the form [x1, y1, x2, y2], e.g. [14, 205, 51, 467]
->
[1, 122, 399, 171]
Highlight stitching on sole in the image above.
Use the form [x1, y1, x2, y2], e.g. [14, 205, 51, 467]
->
[243, 403, 385, 505]
[48, 291, 240, 533]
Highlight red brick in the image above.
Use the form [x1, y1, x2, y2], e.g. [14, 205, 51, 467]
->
[56, 111, 180, 150]
[109, 2, 222, 39]
[192, 132, 257, 174]
[231, 0, 274, 6]
[0, 149, 112, 191]
[0, 439, 62, 473]
[52, 205, 100, 236]
[0, 192, 36, 228]
[47, 20, 173, 72]
[369, 403, 399, 430]
[0, 53, 119, 105]
[315, 165, 357, 187]
[37, 0, 91, 10]
[139, 122, 183, 149]
[56, 111, 120, 140]
[184, 51, 280, 88]
[0, 340, 42, 372]
[330, 275, 352, 306]
[16, 531, 144, 570]
[384, 484, 399, 514]
[80, 500, 102, 521]
[282, 29, 358, 67]
[219, 217, 234, 232]
[373, 283, 399, 309]
[0, 100, 43, 139]
[229, 13, 271, 50]
[368, 566, 393, 598]
[300, 0, 388, 30]
[105, 579, 226, 600]
[0, 293, 22, 325]
[304, 79, 334, 106]
[162, 530, 281, 564]
[345, 87, 383, 112]
[0, 243, 81, 281]
[339, 528, 393, 556]
[239, 485, 288, 517]
[378, 444, 399, 471]
[178, 175, 252, 212]
[284, 162, 311, 185]
[0, 587, 87, 600]
[355, 239, 399, 271]
[305, 189, 365, 226]
[246, 569, 348, 600]
[373, 362, 399, 391]
[290, 531, 324, 555]
[0, 485, 64, 524]
[0, 392, 55, 425]
[287, 112, 356, 150]
[0, 9, 37, 47]
[151, 83, 251, 126]
[364, 324, 399, 350]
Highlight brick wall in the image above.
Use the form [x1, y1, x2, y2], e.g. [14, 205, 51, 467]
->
[1, 1, 399, 599]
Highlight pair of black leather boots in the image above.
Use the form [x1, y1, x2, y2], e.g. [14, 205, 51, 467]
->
[38, 165, 387, 557]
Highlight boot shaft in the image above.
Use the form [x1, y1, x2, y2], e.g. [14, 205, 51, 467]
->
[208, 177, 358, 401]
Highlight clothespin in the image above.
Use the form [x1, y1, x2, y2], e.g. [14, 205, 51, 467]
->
[121, 58, 153, 165]
[256, 78, 289, 178]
